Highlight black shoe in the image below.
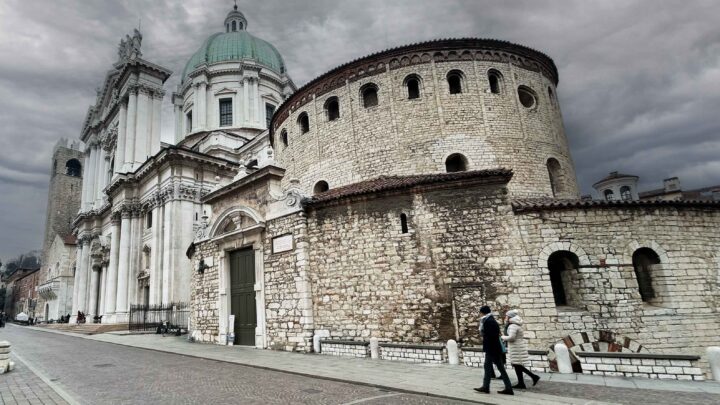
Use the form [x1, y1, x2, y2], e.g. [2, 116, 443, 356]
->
[498, 389, 514, 395]
[512, 383, 527, 389]
[473, 387, 490, 394]
[532, 375, 541, 386]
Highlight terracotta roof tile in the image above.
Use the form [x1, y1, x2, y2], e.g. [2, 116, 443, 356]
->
[512, 198, 720, 213]
[306, 169, 512, 207]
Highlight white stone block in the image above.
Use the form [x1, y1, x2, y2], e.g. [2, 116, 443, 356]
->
[370, 337, 379, 360]
[554, 343, 573, 374]
[313, 335, 321, 353]
[707, 347, 720, 382]
[447, 340, 459, 365]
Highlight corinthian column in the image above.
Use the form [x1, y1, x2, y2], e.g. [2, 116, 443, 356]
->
[88, 266, 100, 317]
[70, 244, 83, 321]
[124, 88, 138, 172]
[115, 209, 132, 321]
[104, 215, 120, 317]
[75, 238, 91, 316]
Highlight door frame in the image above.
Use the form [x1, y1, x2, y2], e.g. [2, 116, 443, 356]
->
[215, 227, 266, 348]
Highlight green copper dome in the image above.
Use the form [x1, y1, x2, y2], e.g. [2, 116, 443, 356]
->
[181, 31, 286, 82]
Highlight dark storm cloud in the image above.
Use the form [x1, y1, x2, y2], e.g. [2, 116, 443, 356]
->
[1, 0, 719, 260]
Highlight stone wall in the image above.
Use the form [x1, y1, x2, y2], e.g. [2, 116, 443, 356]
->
[190, 240, 221, 343]
[509, 203, 720, 373]
[320, 340, 369, 358]
[273, 43, 578, 199]
[577, 352, 704, 380]
[306, 180, 516, 344]
[379, 343, 445, 363]
[462, 348, 551, 373]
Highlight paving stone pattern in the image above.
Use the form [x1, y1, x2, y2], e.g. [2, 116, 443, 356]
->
[0, 326, 468, 405]
[0, 356, 68, 405]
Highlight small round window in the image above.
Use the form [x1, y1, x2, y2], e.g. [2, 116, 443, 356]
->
[517, 86, 537, 109]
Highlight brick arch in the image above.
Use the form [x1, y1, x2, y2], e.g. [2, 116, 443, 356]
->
[624, 240, 669, 264]
[537, 241, 591, 269]
[209, 206, 265, 239]
[555, 330, 647, 354]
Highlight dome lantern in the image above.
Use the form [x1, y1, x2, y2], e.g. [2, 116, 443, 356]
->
[224, 2, 247, 32]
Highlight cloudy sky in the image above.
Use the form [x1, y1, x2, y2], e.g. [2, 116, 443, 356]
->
[1, 0, 719, 261]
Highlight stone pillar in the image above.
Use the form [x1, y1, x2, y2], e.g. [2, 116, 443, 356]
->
[98, 265, 107, 317]
[161, 199, 174, 304]
[150, 205, 162, 305]
[708, 347, 720, 382]
[127, 212, 141, 307]
[87, 266, 100, 317]
[243, 78, 250, 125]
[80, 151, 91, 210]
[198, 82, 207, 130]
[151, 91, 162, 155]
[173, 103, 182, 143]
[447, 340, 459, 365]
[370, 337, 379, 360]
[135, 89, 149, 164]
[115, 100, 127, 174]
[104, 216, 120, 317]
[75, 238, 91, 315]
[70, 244, 83, 318]
[124, 88, 138, 171]
[554, 342, 573, 374]
[95, 148, 106, 208]
[115, 211, 132, 320]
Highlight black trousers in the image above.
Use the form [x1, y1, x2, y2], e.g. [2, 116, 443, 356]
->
[482, 353, 512, 390]
[513, 364, 537, 386]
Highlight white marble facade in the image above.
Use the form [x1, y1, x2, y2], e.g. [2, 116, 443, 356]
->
[70, 8, 294, 324]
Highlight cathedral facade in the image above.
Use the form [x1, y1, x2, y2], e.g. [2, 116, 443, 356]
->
[65, 7, 720, 376]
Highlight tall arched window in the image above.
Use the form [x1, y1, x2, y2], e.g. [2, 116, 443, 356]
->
[313, 181, 329, 195]
[400, 213, 409, 234]
[445, 153, 468, 172]
[620, 186, 632, 201]
[547, 251, 580, 306]
[488, 70, 502, 94]
[281, 129, 288, 146]
[324, 97, 340, 121]
[66, 159, 82, 177]
[404, 75, 421, 99]
[604, 189, 614, 201]
[546, 158, 562, 197]
[231, 21, 237, 32]
[632, 248, 660, 302]
[447, 70, 464, 94]
[548, 86, 556, 104]
[361, 84, 379, 108]
[298, 113, 310, 133]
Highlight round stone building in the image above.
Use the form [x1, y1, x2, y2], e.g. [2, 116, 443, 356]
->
[269, 38, 578, 199]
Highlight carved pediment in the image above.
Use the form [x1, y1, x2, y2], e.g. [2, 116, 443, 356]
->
[214, 87, 237, 95]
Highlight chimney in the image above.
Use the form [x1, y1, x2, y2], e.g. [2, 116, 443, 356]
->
[663, 177, 681, 192]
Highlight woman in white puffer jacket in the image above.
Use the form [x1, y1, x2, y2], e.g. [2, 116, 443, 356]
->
[501, 310, 540, 389]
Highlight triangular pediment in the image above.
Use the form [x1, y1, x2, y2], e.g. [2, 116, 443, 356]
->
[214, 87, 237, 95]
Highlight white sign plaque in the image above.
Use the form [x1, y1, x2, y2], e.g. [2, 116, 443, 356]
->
[272, 234, 294, 253]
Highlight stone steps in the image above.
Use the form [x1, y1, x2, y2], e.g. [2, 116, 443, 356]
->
[37, 323, 129, 335]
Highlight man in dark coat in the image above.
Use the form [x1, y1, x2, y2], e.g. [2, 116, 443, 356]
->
[474, 305, 514, 395]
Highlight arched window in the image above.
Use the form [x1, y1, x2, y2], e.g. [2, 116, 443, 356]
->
[404, 75, 421, 99]
[361, 84, 379, 108]
[400, 213, 409, 234]
[546, 158, 562, 197]
[604, 189, 614, 201]
[231, 21, 237, 32]
[146, 211, 152, 229]
[313, 181, 329, 195]
[65, 159, 81, 177]
[547, 251, 580, 306]
[548, 87, 555, 104]
[445, 153, 468, 173]
[281, 129, 288, 146]
[632, 248, 660, 302]
[447, 70, 464, 94]
[620, 186, 632, 201]
[517, 86, 537, 108]
[298, 113, 310, 134]
[488, 70, 502, 94]
[325, 97, 340, 121]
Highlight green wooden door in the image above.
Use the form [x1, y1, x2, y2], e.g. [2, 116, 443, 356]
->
[230, 248, 257, 346]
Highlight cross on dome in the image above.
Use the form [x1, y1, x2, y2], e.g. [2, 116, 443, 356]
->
[225, 1, 247, 32]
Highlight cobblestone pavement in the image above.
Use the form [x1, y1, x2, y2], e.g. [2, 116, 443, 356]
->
[0, 355, 69, 405]
[0, 326, 471, 405]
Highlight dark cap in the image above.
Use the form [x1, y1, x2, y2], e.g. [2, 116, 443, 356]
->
[480, 305, 491, 314]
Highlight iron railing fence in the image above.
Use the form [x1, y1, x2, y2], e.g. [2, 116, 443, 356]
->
[129, 302, 189, 333]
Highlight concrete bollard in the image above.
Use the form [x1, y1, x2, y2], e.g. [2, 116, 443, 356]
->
[447, 339, 459, 365]
[313, 335, 322, 353]
[0, 341, 13, 374]
[554, 342, 573, 374]
[707, 347, 720, 382]
[370, 337, 379, 359]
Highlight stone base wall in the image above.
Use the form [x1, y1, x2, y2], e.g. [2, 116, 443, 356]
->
[320, 340, 369, 358]
[577, 352, 704, 380]
[462, 348, 550, 373]
[379, 343, 445, 363]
